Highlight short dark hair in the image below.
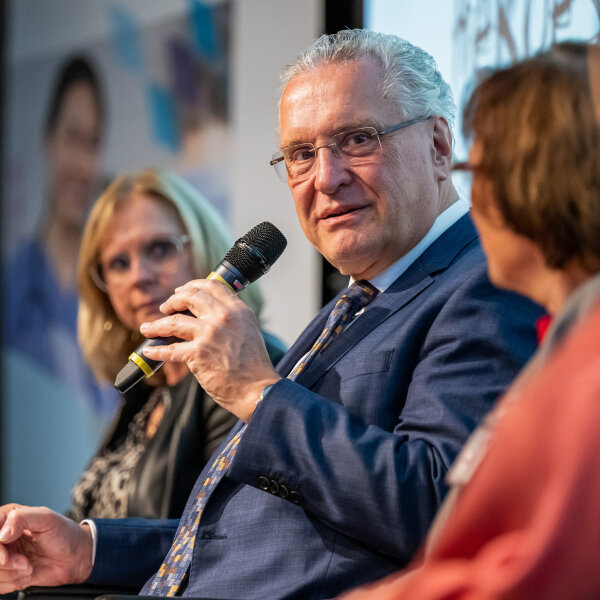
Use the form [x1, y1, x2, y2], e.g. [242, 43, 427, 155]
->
[44, 55, 105, 136]
[465, 42, 600, 270]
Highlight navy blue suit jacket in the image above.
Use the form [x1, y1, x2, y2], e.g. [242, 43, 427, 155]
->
[89, 215, 543, 599]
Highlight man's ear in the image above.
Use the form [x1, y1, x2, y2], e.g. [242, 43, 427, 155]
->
[431, 116, 453, 181]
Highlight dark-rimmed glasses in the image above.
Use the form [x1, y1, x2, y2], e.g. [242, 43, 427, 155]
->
[90, 234, 191, 292]
[270, 115, 430, 182]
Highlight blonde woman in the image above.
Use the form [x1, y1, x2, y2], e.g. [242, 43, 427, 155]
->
[69, 169, 285, 520]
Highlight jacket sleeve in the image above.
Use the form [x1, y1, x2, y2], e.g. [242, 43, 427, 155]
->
[228, 266, 542, 563]
[86, 518, 178, 588]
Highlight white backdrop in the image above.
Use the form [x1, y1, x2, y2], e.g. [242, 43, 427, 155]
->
[366, 0, 600, 164]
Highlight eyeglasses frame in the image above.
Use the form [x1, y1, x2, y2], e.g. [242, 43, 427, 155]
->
[451, 161, 481, 173]
[90, 233, 191, 292]
[270, 115, 431, 181]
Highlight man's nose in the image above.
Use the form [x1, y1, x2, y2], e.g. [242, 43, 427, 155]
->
[313, 146, 352, 192]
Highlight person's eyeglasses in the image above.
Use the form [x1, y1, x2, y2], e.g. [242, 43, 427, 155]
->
[451, 161, 480, 173]
[451, 160, 483, 194]
[270, 115, 430, 182]
[90, 234, 191, 292]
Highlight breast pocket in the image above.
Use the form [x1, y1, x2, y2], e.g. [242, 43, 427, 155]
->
[332, 349, 399, 425]
[340, 348, 395, 382]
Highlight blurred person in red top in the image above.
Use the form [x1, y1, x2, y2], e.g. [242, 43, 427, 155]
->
[342, 41, 600, 600]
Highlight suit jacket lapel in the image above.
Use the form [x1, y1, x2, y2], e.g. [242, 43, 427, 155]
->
[292, 265, 434, 389]
[278, 214, 479, 389]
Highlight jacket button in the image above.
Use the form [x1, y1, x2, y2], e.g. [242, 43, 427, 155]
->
[268, 479, 280, 494]
[257, 475, 270, 491]
[279, 484, 289, 500]
[289, 491, 304, 505]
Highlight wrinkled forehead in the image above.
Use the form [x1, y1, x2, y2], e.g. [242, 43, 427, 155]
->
[278, 58, 396, 144]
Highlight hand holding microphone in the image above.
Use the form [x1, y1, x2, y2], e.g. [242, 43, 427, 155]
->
[114, 222, 286, 420]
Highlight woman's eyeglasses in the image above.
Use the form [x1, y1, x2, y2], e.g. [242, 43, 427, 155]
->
[90, 234, 190, 292]
[270, 116, 430, 182]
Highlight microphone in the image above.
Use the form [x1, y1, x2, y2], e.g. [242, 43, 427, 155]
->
[114, 221, 287, 394]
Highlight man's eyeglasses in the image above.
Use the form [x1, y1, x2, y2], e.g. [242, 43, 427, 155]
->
[270, 115, 430, 182]
[90, 234, 191, 292]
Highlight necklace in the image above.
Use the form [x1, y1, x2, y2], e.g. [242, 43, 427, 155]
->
[146, 399, 165, 438]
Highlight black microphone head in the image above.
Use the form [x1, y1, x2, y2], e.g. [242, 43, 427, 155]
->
[225, 222, 287, 283]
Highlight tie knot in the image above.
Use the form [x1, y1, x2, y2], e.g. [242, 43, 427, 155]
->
[341, 280, 379, 311]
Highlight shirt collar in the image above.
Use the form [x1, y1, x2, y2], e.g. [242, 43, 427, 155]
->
[351, 199, 470, 292]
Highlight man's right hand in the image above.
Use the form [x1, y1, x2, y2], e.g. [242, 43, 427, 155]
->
[0, 504, 94, 593]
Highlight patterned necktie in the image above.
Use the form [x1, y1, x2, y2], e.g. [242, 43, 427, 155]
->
[148, 280, 378, 596]
[287, 280, 379, 378]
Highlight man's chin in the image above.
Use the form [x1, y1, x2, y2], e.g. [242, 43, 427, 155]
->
[326, 254, 369, 279]
[322, 239, 372, 274]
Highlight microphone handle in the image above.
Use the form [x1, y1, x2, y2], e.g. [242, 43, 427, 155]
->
[127, 331, 185, 378]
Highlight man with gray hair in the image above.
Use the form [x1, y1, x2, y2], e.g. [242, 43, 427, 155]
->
[0, 30, 541, 599]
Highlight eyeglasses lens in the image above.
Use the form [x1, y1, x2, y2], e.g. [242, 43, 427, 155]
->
[93, 236, 187, 291]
